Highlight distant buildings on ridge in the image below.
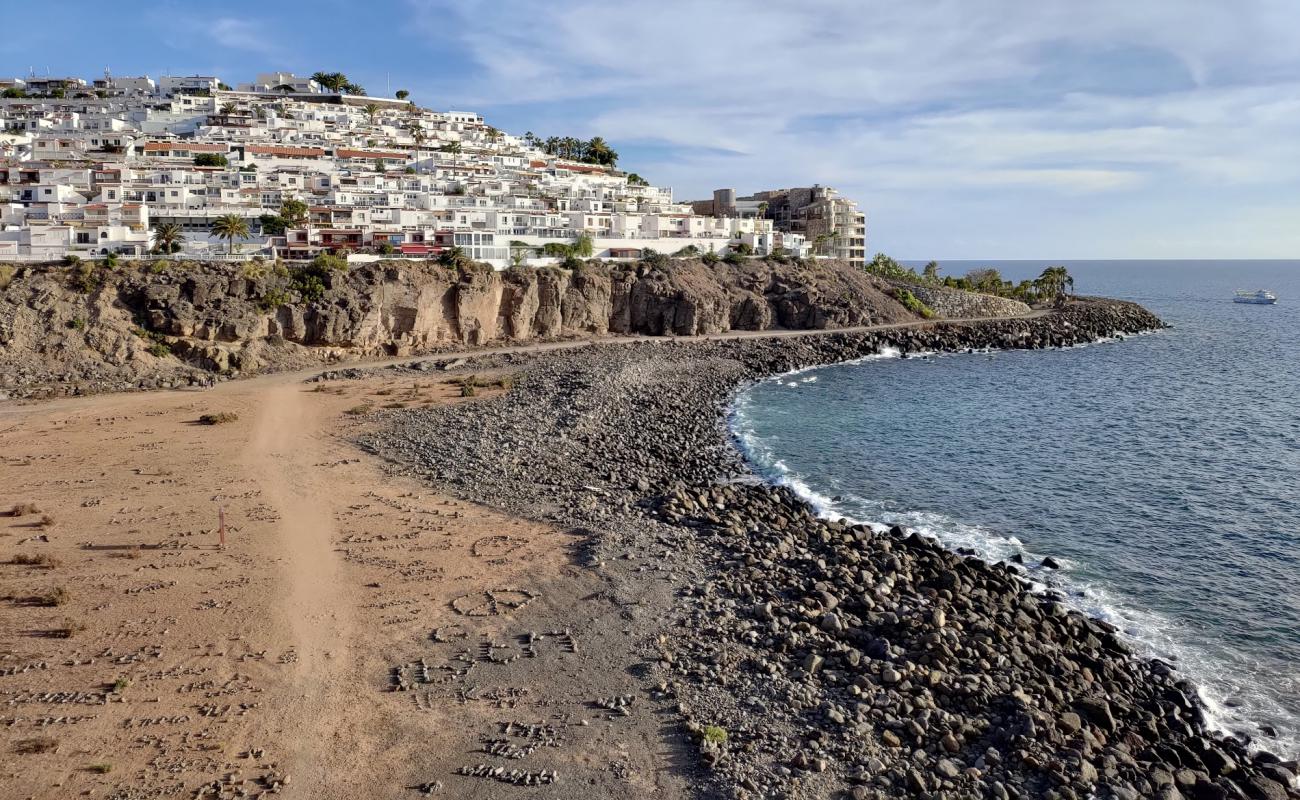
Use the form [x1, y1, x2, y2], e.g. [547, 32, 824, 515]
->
[0, 70, 867, 267]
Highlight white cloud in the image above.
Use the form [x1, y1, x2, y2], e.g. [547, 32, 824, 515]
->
[209, 18, 278, 55]
[405, 0, 1300, 255]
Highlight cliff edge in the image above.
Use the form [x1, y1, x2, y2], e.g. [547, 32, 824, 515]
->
[0, 257, 1017, 399]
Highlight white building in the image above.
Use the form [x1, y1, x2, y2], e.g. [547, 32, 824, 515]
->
[0, 72, 868, 266]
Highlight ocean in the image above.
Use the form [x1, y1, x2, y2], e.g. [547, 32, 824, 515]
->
[729, 260, 1300, 758]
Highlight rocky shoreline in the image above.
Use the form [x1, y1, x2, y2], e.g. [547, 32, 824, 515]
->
[363, 299, 1299, 800]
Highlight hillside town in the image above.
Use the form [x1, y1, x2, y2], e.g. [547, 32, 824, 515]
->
[0, 71, 867, 268]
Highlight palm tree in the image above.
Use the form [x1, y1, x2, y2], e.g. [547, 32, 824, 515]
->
[363, 103, 380, 125]
[1034, 266, 1073, 303]
[441, 141, 462, 167]
[311, 72, 347, 92]
[210, 214, 250, 255]
[411, 127, 427, 173]
[219, 101, 237, 116]
[152, 222, 183, 254]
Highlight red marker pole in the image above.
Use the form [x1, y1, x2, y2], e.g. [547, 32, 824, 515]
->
[218, 507, 227, 549]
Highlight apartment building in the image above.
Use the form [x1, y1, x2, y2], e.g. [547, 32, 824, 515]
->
[0, 72, 855, 266]
[693, 185, 867, 267]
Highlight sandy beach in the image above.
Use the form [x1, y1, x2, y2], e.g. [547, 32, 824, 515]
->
[1, 365, 687, 798]
[6, 300, 1296, 800]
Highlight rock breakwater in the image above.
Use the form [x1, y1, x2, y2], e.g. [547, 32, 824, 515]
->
[360, 301, 1300, 798]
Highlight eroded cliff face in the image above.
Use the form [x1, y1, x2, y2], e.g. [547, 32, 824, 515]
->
[0, 257, 987, 398]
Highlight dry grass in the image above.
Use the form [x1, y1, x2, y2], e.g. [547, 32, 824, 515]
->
[37, 514, 56, 529]
[9, 502, 41, 517]
[35, 587, 70, 607]
[343, 404, 373, 416]
[198, 412, 239, 425]
[10, 553, 60, 568]
[13, 737, 58, 755]
[87, 762, 112, 774]
[49, 618, 86, 638]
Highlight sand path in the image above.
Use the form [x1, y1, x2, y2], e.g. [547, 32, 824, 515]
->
[243, 384, 355, 794]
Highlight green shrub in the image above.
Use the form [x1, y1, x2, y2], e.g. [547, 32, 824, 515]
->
[0, 264, 14, 290]
[701, 251, 719, 266]
[894, 288, 935, 319]
[66, 317, 85, 331]
[147, 341, 171, 358]
[702, 725, 728, 744]
[258, 288, 291, 311]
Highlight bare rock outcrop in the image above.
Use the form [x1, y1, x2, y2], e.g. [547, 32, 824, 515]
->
[0, 256, 976, 398]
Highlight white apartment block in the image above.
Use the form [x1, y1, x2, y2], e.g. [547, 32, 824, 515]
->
[0, 73, 843, 267]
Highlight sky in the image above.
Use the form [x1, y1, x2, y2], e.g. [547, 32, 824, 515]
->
[5, 0, 1300, 259]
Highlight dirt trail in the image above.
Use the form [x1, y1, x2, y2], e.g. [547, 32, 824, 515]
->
[241, 384, 354, 793]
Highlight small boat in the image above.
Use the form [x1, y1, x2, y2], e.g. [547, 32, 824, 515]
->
[1233, 289, 1277, 305]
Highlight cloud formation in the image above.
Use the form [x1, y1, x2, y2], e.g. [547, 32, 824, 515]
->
[407, 0, 1300, 256]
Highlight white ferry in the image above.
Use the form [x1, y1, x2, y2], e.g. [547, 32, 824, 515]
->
[1233, 289, 1277, 305]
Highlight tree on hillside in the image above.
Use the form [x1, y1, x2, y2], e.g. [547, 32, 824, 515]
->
[363, 103, 380, 125]
[626, 172, 648, 186]
[411, 126, 427, 173]
[395, 89, 409, 100]
[965, 267, 1005, 295]
[922, 260, 940, 282]
[218, 101, 237, 116]
[152, 222, 183, 254]
[210, 214, 250, 255]
[311, 72, 347, 92]
[280, 198, 308, 229]
[572, 232, 594, 258]
[343, 81, 365, 95]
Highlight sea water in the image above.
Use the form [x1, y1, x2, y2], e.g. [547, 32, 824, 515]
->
[730, 260, 1300, 757]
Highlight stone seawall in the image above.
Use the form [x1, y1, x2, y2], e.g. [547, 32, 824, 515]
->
[903, 282, 1032, 319]
[357, 302, 1299, 799]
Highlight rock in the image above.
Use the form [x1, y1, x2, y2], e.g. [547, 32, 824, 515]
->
[1077, 698, 1117, 733]
[936, 758, 962, 779]
[1243, 776, 1289, 800]
[1041, 556, 1062, 569]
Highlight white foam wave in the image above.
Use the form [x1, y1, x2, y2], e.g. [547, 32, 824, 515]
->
[727, 354, 1298, 759]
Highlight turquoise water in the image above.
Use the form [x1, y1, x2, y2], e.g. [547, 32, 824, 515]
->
[731, 261, 1300, 756]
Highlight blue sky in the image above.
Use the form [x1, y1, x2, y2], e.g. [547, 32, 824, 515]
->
[6, 0, 1300, 259]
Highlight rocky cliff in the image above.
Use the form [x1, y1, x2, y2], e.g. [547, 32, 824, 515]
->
[0, 257, 1017, 399]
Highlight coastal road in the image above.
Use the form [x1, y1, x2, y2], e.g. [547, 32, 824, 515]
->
[0, 310, 1050, 419]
